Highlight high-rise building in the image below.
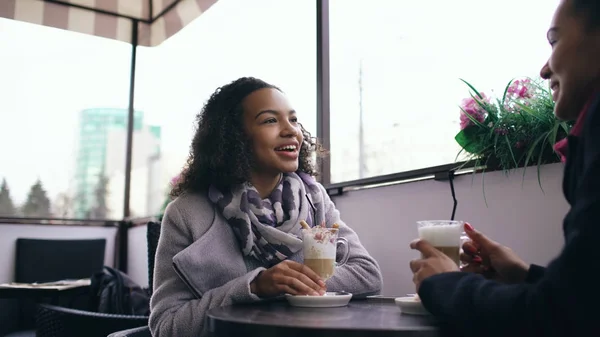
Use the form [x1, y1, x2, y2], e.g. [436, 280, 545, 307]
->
[74, 108, 161, 219]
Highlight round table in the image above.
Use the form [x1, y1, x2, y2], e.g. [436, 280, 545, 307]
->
[207, 298, 441, 337]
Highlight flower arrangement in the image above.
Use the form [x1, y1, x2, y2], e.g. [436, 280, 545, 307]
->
[454, 77, 574, 187]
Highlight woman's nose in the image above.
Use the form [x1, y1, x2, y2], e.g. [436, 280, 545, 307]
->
[281, 122, 298, 137]
[540, 60, 551, 80]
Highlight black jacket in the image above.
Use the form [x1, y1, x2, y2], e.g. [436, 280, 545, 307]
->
[418, 92, 600, 337]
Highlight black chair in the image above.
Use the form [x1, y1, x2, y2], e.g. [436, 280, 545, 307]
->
[35, 304, 148, 337]
[34, 222, 163, 337]
[146, 221, 161, 295]
[107, 221, 161, 337]
[107, 326, 151, 337]
[5, 238, 107, 337]
[15, 238, 106, 283]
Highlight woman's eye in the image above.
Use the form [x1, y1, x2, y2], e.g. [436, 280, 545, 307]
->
[290, 117, 298, 123]
[263, 118, 277, 124]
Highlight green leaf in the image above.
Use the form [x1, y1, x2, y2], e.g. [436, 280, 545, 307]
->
[559, 121, 570, 135]
[505, 135, 518, 167]
[455, 127, 485, 153]
[492, 131, 500, 154]
[515, 102, 546, 123]
[481, 158, 490, 207]
[501, 78, 515, 105]
[454, 147, 465, 162]
[459, 78, 484, 99]
[459, 106, 487, 129]
[469, 93, 490, 111]
[522, 132, 548, 183]
[537, 132, 551, 193]
[549, 122, 560, 147]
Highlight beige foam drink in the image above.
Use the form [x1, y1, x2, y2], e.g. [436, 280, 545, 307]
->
[302, 226, 349, 281]
[417, 220, 464, 266]
[433, 247, 460, 265]
[304, 258, 335, 279]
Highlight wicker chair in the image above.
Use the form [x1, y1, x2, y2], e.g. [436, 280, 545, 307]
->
[146, 221, 161, 295]
[106, 326, 151, 337]
[106, 222, 160, 337]
[35, 304, 148, 337]
[4, 238, 106, 337]
[34, 222, 162, 336]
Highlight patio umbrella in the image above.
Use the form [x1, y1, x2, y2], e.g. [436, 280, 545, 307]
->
[0, 0, 218, 217]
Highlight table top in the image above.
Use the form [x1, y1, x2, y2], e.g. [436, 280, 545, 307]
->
[207, 298, 441, 337]
[0, 284, 90, 299]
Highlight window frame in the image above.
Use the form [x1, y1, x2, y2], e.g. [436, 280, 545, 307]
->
[315, 0, 468, 193]
[2, 0, 469, 221]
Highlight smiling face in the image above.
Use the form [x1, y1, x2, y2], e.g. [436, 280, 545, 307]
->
[242, 88, 304, 177]
[540, 0, 600, 120]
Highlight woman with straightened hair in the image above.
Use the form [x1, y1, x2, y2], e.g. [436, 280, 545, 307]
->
[409, 1, 600, 336]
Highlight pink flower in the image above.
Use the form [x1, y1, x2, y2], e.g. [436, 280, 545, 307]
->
[506, 79, 533, 99]
[459, 94, 488, 129]
[170, 174, 180, 186]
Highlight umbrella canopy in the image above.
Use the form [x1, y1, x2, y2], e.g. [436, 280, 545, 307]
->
[0, 0, 220, 218]
[0, 0, 218, 46]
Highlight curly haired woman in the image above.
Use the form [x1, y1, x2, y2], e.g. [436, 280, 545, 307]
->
[149, 77, 383, 337]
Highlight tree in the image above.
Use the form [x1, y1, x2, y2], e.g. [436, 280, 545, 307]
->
[88, 174, 109, 219]
[0, 178, 16, 216]
[22, 179, 51, 218]
[53, 192, 74, 218]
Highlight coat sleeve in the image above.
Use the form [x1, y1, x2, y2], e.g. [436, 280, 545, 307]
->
[417, 98, 600, 337]
[148, 201, 265, 337]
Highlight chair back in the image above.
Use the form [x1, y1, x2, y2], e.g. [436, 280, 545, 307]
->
[36, 304, 148, 337]
[13, 238, 106, 331]
[146, 222, 161, 294]
[16, 238, 106, 283]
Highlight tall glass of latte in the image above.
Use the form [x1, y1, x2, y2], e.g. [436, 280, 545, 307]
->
[302, 227, 350, 281]
[417, 220, 465, 266]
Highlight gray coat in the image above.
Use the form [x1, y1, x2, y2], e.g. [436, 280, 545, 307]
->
[149, 183, 383, 337]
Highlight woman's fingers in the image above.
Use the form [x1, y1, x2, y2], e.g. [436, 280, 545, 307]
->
[287, 261, 326, 287]
[283, 269, 324, 295]
[460, 252, 482, 264]
[278, 284, 301, 296]
[462, 241, 480, 255]
[460, 252, 484, 274]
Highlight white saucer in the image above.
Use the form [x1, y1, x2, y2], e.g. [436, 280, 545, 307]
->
[285, 292, 353, 308]
[394, 296, 431, 315]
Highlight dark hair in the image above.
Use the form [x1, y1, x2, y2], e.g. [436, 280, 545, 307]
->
[571, 0, 600, 29]
[171, 77, 324, 198]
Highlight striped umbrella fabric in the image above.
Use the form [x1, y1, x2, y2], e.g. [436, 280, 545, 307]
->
[0, 0, 218, 46]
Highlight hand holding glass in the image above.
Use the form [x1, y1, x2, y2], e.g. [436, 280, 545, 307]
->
[302, 226, 349, 280]
[417, 220, 468, 266]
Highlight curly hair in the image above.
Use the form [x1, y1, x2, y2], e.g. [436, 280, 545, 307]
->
[171, 77, 325, 198]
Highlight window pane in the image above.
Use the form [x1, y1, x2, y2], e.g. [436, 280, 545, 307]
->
[329, 0, 559, 183]
[133, 0, 317, 217]
[0, 19, 131, 219]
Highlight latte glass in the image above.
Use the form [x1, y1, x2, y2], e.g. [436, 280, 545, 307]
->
[302, 227, 349, 280]
[417, 220, 467, 266]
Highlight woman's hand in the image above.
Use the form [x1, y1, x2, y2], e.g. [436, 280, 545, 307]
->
[250, 260, 326, 297]
[409, 239, 460, 291]
[460, 223, 530, 284]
